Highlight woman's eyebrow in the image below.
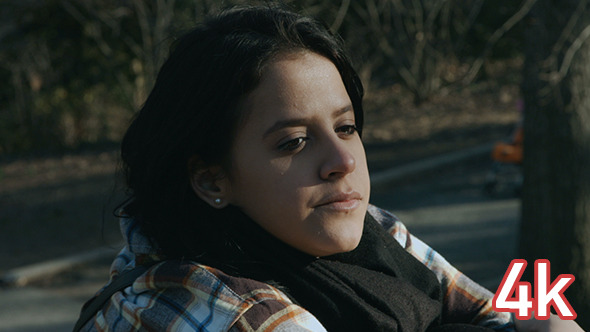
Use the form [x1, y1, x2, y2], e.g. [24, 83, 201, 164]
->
[262, 104, 353, 139]
[262, 118, 309, 139]
[333, 104, 353, 118]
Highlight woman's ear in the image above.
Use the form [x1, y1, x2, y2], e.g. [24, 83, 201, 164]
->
[188, 157, 231, 209]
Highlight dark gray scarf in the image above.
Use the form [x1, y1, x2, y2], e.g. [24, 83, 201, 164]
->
[206, 212, 495, 332]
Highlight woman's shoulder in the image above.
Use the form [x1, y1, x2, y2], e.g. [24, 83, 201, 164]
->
[87, 259, 325, 331]
[151, 260, 326, 331]
[367, 204, 410, 248]
[144, 259, 293, 306]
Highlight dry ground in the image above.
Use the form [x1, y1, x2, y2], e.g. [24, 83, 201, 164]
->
[0, 77, 521, 273]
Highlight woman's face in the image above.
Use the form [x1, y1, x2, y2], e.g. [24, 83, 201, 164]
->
[225, 51, 370, 257]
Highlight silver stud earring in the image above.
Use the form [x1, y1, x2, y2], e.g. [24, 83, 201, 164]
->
[214, 198, 222, 205]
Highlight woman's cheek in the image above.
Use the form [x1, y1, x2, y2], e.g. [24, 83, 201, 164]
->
[269, 158, 294, 177]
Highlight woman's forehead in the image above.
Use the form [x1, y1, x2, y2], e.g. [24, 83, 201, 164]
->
[241, 52, 349, 118]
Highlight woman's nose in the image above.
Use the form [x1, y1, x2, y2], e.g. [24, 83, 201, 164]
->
[319, 139, 356, 180]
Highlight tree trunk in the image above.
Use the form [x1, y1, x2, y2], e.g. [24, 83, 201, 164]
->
[520, 0, 590, 328]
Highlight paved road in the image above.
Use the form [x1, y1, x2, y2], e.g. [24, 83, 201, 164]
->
[0, 156, 521, 332]
[370, 156, 520, 290]
[0, 257, 113, 332]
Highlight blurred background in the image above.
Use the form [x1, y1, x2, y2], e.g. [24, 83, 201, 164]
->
[0, 0, 588, 330]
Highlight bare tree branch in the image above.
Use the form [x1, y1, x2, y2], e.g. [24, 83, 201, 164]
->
[541, 23, 590, 85]
[330, 0, 351, 32]
[61, 0, 114, 57]
[463, 0, 538, 84]
[465, 0, 485, 33]
[451, 0, 484, 53]
[548, 0, 588, 62]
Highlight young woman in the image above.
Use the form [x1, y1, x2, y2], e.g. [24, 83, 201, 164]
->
[75, 5, 582, 332]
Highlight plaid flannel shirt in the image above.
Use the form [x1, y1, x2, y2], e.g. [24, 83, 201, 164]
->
[80, 204, 514, 331]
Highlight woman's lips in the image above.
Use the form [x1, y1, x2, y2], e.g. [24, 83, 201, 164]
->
[316, 192, 362, 211]
[320, 199, 361, 211]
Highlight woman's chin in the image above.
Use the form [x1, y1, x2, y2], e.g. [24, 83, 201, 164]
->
[314, 230, 363, 257]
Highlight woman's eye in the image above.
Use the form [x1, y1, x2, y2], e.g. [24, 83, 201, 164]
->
[278, 137, 308, 152]
[337, 125, 357, 136]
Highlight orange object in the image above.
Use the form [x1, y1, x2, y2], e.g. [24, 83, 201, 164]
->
[492, 127, 523, 164]
[512, 126, 523, 145]
[492, 142, 523, 164]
